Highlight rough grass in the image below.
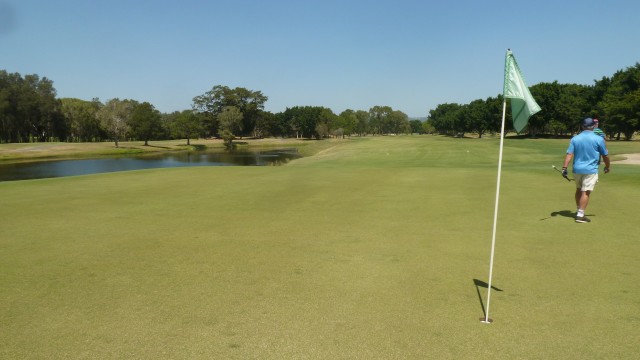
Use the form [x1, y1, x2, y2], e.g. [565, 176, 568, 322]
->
[1, 136, 639, 359]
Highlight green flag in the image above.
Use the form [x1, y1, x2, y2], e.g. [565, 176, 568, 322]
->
[503, 50, 541, 133]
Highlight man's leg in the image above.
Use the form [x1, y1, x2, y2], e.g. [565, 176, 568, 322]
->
[576, 190, 591, 222]
[574, 173, 596, 223]
[578, 190, 591, 214]
[574, 188, 581, 212]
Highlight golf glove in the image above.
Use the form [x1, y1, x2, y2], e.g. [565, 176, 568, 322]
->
[561, 167, 568, 177]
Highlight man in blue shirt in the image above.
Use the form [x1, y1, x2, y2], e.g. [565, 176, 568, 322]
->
[562, 117, 611, 223]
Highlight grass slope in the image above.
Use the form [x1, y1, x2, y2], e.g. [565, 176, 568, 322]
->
[1, 136, 639, 359]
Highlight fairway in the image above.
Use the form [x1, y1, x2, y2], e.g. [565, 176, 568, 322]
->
[1, 136, 639, 359]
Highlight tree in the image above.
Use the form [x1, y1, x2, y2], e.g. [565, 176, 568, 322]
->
[428, 103, 462, 136]
[272, 112, 292, 138]
[354, 110, 369, 136]
[280, 106, 334, 139]
[409, 119, 423, 134]
[601, 90, 640, 140]
[318, 107, 337, 138]
[422, 120, 435, 134]
[130, 102, 162, 146]
[461, 99, 489, 138]
[192, 85, 267, 137]
[555, 84, 591, 135]
[599, 64, 640, 140]
[60, 98, 103, 142]
[315, 122, 329, 138]
[388, 110, 410, 135]
[484, 95, 504, 135]
[368, 106, 392, 135]
[338, 110, 359, 137]
[529, 81, 561, 136]
[171, 110, 203, 145]
[0, 71, 64, 142]
[32, 75, 65, 141]
[218, 106, 243, 147]
[253, 111, 277, 138]
[96, 98, 136, 147]
[0, 71, 26, 142]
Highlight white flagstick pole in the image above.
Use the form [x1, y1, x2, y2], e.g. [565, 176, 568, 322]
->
[482, 99, 508, 324]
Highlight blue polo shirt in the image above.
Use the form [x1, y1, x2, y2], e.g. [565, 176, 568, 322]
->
[567, 130, 608, 174]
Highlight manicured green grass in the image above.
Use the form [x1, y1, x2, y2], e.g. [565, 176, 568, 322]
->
[1, 136, 639, 359]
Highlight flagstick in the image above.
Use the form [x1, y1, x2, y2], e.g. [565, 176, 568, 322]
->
[482, 99, 508, 324]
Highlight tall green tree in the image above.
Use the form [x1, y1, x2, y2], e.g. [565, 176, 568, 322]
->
[280, 106, 334, 139]
[272, 112, 292, 138]
[428, 103, 461, 136]
[338, 109, 359, 137]
[318, 107, 338, 138]
[485, 95, 504, 135]
[368, 106, 392, 135]
[461, 99, 489, 138]
[253, 111, 277, 138]
[0, 71, 64, 142]
[599, 63, 640, 140]
[0, 71, 22, 142]
[422, 120, 435, 134]
[388, 110, 410, 135]
[218, 106, 243, 147]
[32, 75, 65, 141]
[409, 119, 423, 134]
[354, 110, 369, 136]
[529, 81, 561, 136]
[192, 85, 267, 137]
[96, 98, 136, 147]
[170, 110, 203, 145]
[554, 84, 591, 135]
[60, 98, 103, 142]
[130, 102, 162, 146]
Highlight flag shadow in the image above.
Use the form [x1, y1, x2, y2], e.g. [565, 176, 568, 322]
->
[473, 279, 503, 318]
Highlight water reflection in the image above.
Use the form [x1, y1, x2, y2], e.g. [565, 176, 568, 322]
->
[0, 148, 300, 181]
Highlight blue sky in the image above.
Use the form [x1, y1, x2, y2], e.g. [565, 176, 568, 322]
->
[3, 0, 639, 117]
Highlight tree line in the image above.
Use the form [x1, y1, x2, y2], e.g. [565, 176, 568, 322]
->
[1, 63, 638, 144]
[428, 63, 640, 140]
[0, 73, 416, 145]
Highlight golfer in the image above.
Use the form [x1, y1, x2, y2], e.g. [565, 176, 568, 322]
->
[562, 117, 610, 223]
[593, 118, 606, 139]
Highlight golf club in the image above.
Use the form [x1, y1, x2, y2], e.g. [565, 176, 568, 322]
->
[552, 165, 573, 181]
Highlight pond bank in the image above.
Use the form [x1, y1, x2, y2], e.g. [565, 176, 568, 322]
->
[0, 138, 335, 164]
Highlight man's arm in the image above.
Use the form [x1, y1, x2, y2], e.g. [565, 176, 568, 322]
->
[600, 138, 610, 173]
[602, 154, 610, 173]
[562, 153, 573, 178]
[563, 153, 573, 169]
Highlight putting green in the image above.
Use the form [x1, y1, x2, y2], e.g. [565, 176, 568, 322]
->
[1, 136, 639, 359]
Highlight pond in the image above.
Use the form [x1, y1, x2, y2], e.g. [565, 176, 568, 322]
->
[0, 148, 301, 182]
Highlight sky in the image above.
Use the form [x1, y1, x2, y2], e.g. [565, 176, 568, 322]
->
[2, 0, 640, 118]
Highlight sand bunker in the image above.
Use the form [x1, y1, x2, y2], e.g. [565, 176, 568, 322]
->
[614, 153, 640, 165]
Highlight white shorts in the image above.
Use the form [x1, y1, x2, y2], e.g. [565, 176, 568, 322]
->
[574, 173, 599, 191]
